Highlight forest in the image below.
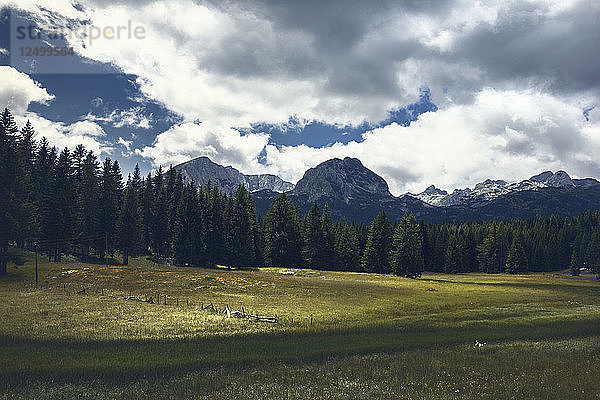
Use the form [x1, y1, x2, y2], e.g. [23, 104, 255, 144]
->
[1, 108, 600, 278]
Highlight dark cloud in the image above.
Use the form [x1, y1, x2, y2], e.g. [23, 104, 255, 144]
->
[450, 1, 600, 97]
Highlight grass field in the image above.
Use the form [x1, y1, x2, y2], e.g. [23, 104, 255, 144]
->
[1, 248, 600, 399]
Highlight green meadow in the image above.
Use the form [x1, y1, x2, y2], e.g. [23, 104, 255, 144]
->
[1, 248, 600, 399]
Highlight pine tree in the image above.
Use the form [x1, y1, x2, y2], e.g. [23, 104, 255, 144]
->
[140, 174, 154, 255]
[587, 225, 600, 278]
[0, 109, 22, 274]
[263, 194, 303, 267]
[361, 210, 393, 273]
[49, 148, 76, 261]
[445, 232, 467, 274]
[228, 185, 256, 267]
[390, 213, 424, 278]
[153, 186, 169, 257]
[173, 183, 205, 266]
[303, 202, 322, 268]
[570, 248, 580, 276]
[505, 236, 528, 274]
[75, 150, 100, 255]
[478, 223, 505, 273]
[118, 176, 141, 265]
[336, 222, 361, 271]
[320, 203, 337, 269]
[15, 120, 37, 248]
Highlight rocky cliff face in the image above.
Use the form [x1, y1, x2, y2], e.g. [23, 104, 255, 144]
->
[174, 156, 294, 194]
[292, 157, 391, 203]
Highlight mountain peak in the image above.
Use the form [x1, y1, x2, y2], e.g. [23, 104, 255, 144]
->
[174, 156, 294, 193]
[529, 170, 574, 187]
[293, 157, 391, 203]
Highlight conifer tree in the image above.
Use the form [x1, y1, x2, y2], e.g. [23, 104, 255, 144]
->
[570, 248, 580, 276]
[75, 150, 100, 255]
[118, 176, 142, 265]
[390, 213, 424, 278]
[505, 236, 528, 274]
[98, 159, 122, 258]
[0, 109, 22, 274]
[361, 210, 392, 273]
[445, 232, 467, 274]
[140, 174, 154, 255]
[587, 225, 600, 278]
[228, 185, 256, 267]
[336, 222, 361, 271]
[303, 202, 322, 268]
[153, 186, 170, 257]
[478, 223, 505, 273]
[263, 194, 303, 267]
[49, 148, 76, 261]
[320, 203, 337, 269]
[173, 183, 205, 266]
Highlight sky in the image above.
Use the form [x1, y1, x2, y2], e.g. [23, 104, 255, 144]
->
[0, 0, 599, 195]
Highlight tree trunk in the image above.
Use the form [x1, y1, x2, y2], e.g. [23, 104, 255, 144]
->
[123, 249, 129, 266]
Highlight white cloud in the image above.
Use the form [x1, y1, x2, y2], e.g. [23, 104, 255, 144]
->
[0, 66, 110, 155]
[85, 107, 152, 129]
[0, 66, 54, 113]
[15, 112, 112, 155]
[136, 121, 270, 173]
[6, 0, 600, 191]
[262, 89, 600, 195]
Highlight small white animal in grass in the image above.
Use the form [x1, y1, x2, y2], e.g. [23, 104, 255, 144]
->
[474, 339, 487, 348]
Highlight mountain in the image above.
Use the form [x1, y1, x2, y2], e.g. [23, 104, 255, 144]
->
[254, 157, 436, 223]
[174, 156, 294, 193]
[411, 171, 598, 207]
[176, 156, 600, 224]
[293, 157, 391, 202]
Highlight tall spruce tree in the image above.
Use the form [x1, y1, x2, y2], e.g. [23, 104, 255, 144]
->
[445, 232, 468, 274]
[173, 183, 205, 266]
[118, 175, 142, 265]
[0, 109, 22, 274]
[303, 202, 322, 268]
[361, 210, 392, 273]
[336, 222, 361, 271]
[228, 185, 256, 267]
[263, 193, 303, 267]
[320, 204, 337, 269]
[390, 213, 424, 278]
[49, 148, 76, 261]
[505, 236, 528, 274]
[76, 150, 100, 255]
[570, 248, 580, 276]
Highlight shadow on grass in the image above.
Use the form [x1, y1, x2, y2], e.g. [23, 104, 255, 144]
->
[1, 316, 599, 388]
[419, 277, 600, 294]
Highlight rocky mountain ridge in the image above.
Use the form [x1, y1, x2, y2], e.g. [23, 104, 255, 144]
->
[174, 156, 294, 194]
[410, 170, 598, 207]
[175, 156, 600, 223]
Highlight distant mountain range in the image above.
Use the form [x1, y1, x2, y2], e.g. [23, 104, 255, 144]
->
[174, 156, 600, 223]
[174, 156, 294, 194]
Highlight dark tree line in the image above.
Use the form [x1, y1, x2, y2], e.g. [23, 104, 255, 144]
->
[1, 109, 599, 277]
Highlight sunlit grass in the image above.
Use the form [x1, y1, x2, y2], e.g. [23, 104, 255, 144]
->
[1, 248, 600, 398]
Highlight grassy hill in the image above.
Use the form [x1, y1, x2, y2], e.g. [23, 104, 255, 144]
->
[1, 249, 600, 399]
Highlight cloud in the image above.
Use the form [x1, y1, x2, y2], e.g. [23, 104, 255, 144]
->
[0, 66, 54, 113]
[85, 107, 152, 129]
[14, 112, 112, 155]
[10, 0, 598, 126]
[0, 68, 110, 155]
[136, 121, 270, 173]
[261, 89, 600, 195]
[6, 1, 600, 191]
